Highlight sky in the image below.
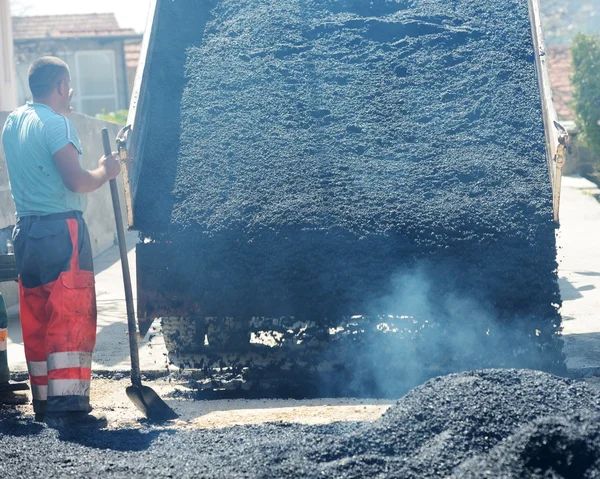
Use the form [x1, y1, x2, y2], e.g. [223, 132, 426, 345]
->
[10, 0, 153, 33]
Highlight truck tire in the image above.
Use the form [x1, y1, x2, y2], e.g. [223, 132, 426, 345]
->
[206, 316, 251, 350]
[161, 316, 206, 354]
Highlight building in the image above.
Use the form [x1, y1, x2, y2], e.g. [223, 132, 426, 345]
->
[547, 45, 575, 123]
[0, 0, 17, 111]
[12, 13, 142, 117]
[124, 42, 142, 98]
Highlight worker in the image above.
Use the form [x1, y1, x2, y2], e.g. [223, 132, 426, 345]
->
[0, 56, 121, 427]
[0, 291, 29, 405]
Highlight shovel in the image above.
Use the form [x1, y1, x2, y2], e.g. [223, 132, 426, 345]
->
[101, 128, 178, 421]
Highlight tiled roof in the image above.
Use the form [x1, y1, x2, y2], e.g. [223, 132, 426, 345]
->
[124, 42, 142, 69]
[547, 45, 575, 121]
[12, 13, 136, 40]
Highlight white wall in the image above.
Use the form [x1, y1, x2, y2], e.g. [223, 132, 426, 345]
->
[0, 0, 17, 111]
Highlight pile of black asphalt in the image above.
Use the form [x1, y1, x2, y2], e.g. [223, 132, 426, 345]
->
[454, 413, 600, 478]
[2, 370, 600, 478]
[132, 0, 561, 371]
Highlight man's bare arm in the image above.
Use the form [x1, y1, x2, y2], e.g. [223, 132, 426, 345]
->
[53, 143, 121, 193]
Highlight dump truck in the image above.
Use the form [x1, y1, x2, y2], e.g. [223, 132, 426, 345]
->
[118, 0, 568, 395]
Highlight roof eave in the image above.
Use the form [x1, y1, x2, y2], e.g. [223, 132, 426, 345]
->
[13, 33, 144, 43]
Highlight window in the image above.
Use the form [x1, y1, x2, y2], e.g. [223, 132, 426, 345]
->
[15, 59, 31, 106]
[73, 50, 118, 117]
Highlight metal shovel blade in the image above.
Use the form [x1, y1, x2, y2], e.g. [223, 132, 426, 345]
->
[126, 384, 179, 422]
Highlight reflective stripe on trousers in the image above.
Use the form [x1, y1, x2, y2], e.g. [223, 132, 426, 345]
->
[28, 360, 48, 401]
[27, 353, 92, 401]
[0, 328, 7, 352]
[48, 351, 92, 370]
[49, 379, 90, 397]
[48, 351, 92, 399]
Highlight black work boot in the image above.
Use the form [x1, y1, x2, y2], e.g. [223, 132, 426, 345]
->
[33, 399, 47, 422]
[0, 389, 29, 405]
[44, 411, 108, 429]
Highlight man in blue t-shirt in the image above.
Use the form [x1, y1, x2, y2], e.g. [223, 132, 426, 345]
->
[1, 56, 121, 428]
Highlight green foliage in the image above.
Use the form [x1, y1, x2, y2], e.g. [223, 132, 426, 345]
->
[96, 109, 129, 125]
[571, 33, 600, 159]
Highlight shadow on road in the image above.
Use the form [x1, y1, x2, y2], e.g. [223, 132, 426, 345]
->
[92, 321, 130, 367]
[0, 411, 44, 436]
[0, 408, 164, 452]
[57, 427, 165, 452]
[94, 231, 137, 275]
[93, 320, 165, 369]
[559, 276, 595, 301]
[576, 271, 600, 277]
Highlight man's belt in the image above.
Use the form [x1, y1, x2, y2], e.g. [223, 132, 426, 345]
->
[17, 211, 83, 224]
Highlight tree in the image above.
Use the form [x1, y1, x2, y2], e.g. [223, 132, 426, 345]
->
[571, 33, 600, 160]
[96, 110, 128, 125]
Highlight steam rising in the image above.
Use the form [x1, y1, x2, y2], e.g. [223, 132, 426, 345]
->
[317, 264, 561, 398]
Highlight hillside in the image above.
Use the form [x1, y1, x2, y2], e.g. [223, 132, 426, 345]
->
[541, 0, 600, 45]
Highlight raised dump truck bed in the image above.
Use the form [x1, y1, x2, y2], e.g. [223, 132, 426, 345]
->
[122, 0, 566, 391]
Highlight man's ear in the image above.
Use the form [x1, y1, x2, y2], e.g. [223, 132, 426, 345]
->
[58, 79, 68, 97]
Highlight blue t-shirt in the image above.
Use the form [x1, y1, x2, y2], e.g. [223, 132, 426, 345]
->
[1, 103, 86, 217]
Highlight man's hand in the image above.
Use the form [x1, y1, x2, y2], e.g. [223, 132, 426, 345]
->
[100, 152, 121, 180]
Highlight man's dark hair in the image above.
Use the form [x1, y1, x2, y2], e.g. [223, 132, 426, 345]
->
[28, 56, 70, 98]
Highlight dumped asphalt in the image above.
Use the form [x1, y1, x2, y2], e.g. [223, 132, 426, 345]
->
[2, 369, 600, 478]
[453, 413, 600, 478]
[132, 0, 562, 373]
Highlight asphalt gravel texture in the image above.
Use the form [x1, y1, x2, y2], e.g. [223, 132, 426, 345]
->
[133, 0, 562, 372]
[2, 370, 600, 478]
[454, 413, 600, 478]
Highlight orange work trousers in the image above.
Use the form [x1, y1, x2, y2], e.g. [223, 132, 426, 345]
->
[13, 211, 96, 414]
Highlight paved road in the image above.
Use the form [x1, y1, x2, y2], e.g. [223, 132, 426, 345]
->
[5, 175, 600, 375]
[1, 369, 598, 478]
[558, 175, 600, 371]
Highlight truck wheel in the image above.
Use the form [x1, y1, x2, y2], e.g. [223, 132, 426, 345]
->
[206, 317, 251, 350]
[161, 316, 206, 354]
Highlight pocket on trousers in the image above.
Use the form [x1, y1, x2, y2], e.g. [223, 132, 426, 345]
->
[60, 271, 96, 316]
[28, 221, 67, 239]
[61, 271, 95, 290]
[56, 270, 96, 352]
[28, 221, 72, 285]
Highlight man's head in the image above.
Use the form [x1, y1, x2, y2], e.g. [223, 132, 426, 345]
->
[28, 56, 73, 115]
